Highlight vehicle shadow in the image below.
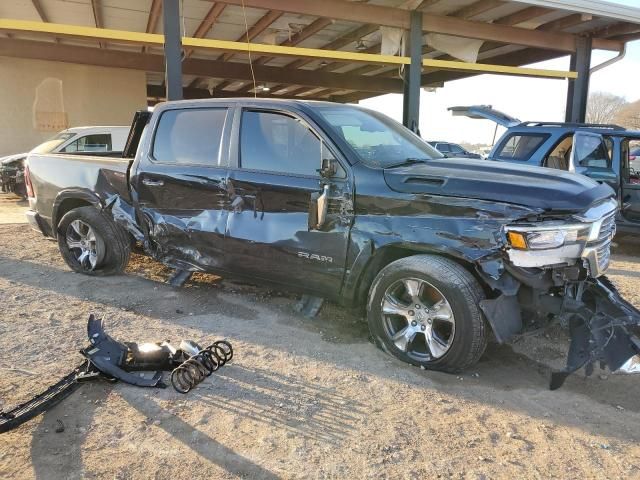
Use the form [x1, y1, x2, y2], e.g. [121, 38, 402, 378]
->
[192, 364, 367, 443]
[613, 240, 640, 257]
[118, 387, 280, 479]
[30, 381, 109, 480]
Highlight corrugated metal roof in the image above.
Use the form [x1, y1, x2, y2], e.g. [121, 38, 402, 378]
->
[0, 0, 639, 100]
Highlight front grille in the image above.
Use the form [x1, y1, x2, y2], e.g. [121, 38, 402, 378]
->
[591, 211, 616, 274]
[597, 212, 616, 244]
[596, 241, 611, 272]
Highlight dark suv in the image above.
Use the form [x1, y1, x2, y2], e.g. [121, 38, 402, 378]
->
[451, 105, 640, 235]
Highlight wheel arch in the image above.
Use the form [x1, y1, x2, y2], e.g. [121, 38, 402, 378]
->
[349, 242, 485, 310]
[52, 189, 102, 236]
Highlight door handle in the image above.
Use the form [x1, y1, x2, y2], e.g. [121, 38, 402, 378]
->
[142, 178, 164, 187]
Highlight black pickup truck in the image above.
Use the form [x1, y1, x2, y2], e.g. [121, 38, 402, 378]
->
[24, 99, 640, 385]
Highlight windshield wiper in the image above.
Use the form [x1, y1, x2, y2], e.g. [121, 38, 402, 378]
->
[384, 158, 430, 169]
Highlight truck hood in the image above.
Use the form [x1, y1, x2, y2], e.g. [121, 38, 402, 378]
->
[383, 158, 615, 213]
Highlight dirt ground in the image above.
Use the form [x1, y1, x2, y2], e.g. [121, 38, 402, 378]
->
[2, 192, 640, 479]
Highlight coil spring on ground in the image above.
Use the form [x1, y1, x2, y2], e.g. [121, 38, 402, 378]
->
[171, 340, 233, 393]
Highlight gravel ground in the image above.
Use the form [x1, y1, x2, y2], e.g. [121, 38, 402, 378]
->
[2, 192, 640, 479]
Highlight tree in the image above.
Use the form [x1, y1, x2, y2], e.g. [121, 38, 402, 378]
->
[614, 99, 640, 130]
[586, 91, 627, 124]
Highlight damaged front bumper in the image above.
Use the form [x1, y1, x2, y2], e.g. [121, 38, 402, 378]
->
[476, 197, 640, 388]
[479, 261, 640, 389]
[549, 277, 640, 389]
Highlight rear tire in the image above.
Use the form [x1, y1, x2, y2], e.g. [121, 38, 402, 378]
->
[367, 255, 488, 373]
[57, 206, 130, 276]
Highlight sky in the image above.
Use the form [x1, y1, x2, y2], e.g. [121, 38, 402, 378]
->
[360, 0, 640, 146]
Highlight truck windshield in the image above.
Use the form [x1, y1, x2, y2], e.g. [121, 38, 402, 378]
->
[314, 106, 443, 168]
[30, 132, 76, 154]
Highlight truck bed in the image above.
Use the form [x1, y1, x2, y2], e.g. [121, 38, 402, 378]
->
[27, 152, 131, 233]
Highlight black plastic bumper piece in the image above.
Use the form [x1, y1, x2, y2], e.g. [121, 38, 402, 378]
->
[0, 362, 85, 433]
[550, 277, 640, 390]
[81, 314, 169, 387]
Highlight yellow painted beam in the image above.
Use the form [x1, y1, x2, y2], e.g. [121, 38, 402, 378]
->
[0, 19, 406, 66]
[182, 36, 407, 65]
[423, 58, 578, 79]
[0, 19, 163, 45]
[0, 18, 578, 79]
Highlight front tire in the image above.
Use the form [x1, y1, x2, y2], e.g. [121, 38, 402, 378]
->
[57, 206, 131, 276]
[367, 255, 487, 373]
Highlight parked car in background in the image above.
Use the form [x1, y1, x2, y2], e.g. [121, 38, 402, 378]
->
[427, 141, 482, 159]
[450, 105, 640, 235]
[23, 99, 640, 382]
[0, 126, 129, 198]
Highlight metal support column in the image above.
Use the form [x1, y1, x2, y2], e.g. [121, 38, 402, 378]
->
[568, 36, 592, 123]
[162, 0, 183, 100]
[402, 10, 422, 133]
[564, 53, 577, 122]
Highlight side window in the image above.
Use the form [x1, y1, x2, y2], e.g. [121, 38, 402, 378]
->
[240, 110, 321, 176]
[436, 143, 450, 153]
[496, 134, 548, 161]
[574, 135, 610, 169]
[153, 108, 227, 165]
[62, 134, 112, 153]
[449, 144, 464, 154]
[543, 135, 572, 170]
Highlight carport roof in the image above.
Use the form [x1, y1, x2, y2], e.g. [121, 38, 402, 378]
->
[0, 0, 639, 103]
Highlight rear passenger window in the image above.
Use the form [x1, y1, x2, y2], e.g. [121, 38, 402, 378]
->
[153, 108, 227, 165]
[240, 110, 321, 176]
[436, 143, 451, 152]
[496, 134, 548, 161]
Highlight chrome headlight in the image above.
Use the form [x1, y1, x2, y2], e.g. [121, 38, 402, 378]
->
[505, 224, 588, 251]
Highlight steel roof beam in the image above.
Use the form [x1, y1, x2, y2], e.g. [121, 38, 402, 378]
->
[208, 0, 622, 51]
[205, 9, 283, 91]
[183, 2, 227, 58]
[90, 0, 104, 48]
[0, 38, 403, 94]
[143, 0, 162, 53]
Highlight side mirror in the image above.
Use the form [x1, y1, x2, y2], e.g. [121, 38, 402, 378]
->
[318, 140, 338, 178]
[319, 158, 338, 178]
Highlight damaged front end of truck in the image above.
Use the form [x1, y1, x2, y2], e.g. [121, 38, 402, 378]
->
[475, 197, 640, 388]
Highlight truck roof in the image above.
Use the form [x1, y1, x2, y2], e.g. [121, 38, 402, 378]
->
[154, 98, 357, 110]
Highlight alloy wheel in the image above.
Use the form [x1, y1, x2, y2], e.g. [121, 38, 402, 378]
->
[65, 219, 104, 271]
[380, 277, 456, 361]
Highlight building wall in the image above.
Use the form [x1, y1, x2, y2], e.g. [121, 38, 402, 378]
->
[0, 56, 147, 156]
